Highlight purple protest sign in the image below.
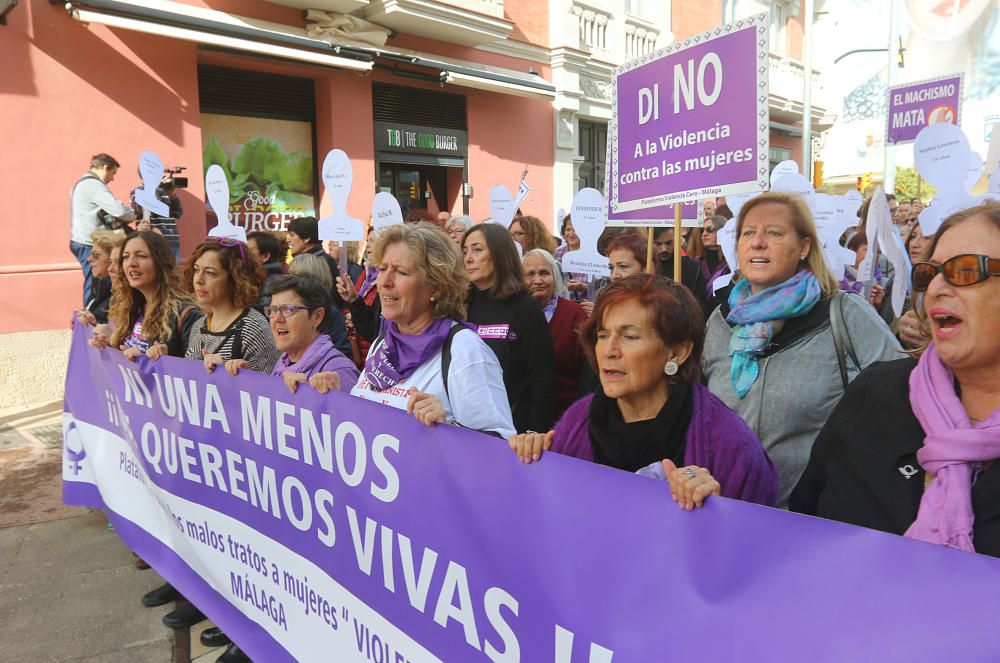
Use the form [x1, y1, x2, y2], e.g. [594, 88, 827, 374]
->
[610, 15, 769, 213]
[887, 74, 963, 145]
[63, 322, 1000, 660]
[605, 121, 703, 227]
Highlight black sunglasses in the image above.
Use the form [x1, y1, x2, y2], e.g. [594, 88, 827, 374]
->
[911, 254, 1000, 292]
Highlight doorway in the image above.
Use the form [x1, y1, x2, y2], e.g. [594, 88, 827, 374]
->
[378, 163, 449, 216]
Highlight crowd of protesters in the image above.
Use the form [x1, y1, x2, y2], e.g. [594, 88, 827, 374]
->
[71, 151, 1000, 662]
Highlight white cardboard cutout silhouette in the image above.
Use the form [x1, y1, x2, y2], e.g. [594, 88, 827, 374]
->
[318, 149, 363, 242]
[914, 123, 972, 194]
[771, 173, 817, 212]
[206, 164, 246, 242]
[712, 218, 739, 294]
[725, 191, 756, 219]
[561, 188, 610, 278]
[964, 152, 983, 193]
[134, 151, 169, 217]
[489, 185, 516, 228]
[770, 160, 800, 187]
[371, 192, 403, 232]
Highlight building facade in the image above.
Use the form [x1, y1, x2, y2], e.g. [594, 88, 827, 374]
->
[1, 0, 556, 333]
[1, 0, 834, 334]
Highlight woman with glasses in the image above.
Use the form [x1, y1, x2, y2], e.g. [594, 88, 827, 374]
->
[267, 275, 359, 394]
[183, 238, 280, 375]
[444, 215, 474, 247]
[702, 193, 901, 508]
[793, 202, 1000, 556]
[76, 231, 120, 328]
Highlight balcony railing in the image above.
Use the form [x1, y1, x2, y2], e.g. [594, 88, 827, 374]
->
[768, 53, 832, 116]
[624, 16, 658, 60]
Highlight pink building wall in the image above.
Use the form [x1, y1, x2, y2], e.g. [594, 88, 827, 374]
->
[1, 0, 554, 333]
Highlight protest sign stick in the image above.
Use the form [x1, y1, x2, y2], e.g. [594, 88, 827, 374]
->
[645, 230, 654, 272]
[673, 203, 682, 282]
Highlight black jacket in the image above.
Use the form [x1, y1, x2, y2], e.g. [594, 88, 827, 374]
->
[88, 276, 112, 325]
[466, 287, 555, 434]
[791, 358, 1000, 558]
[656, 255, 710, 316]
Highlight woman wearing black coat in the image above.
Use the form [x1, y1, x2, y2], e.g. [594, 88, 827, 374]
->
[462, 223, 555, 434]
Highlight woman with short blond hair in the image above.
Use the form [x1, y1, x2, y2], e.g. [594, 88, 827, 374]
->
[349, 223, 515, 437]
[702, 192, 901, 507]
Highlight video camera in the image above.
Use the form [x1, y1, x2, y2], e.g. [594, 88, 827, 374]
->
[163, 166, 188, 189]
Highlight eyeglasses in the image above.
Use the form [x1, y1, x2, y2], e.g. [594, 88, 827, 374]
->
[264, 304, 311, 319]
[204, 235, 247, 260]
[911, 254, 1000, 292]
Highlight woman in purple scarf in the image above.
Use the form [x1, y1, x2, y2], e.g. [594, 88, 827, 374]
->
[792, 202, 1000, 556]
[509, 274, 779, 509]
[267, 275, 358, 393]
[350, 223, 515, 438]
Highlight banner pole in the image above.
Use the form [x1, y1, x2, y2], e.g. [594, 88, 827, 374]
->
[673, 203, 682, 282]
[646, 228, 654, 273]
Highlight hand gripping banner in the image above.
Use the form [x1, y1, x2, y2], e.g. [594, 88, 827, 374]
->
[63, 322, 1000, 661]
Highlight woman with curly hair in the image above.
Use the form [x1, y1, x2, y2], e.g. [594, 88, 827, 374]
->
[96, 231, 199, 361]
[509, 215, 557, 254]
[183, 237, 280, 375]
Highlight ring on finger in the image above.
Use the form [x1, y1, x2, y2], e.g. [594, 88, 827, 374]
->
[684, 467, 697, 480]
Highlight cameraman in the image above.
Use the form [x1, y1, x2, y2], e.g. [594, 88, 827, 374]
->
[70, 153, 135, 306]
[131, 174, 183, 259]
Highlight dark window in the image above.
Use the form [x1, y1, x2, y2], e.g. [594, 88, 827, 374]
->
[372, 82, 467, 130]
[198, 65, 315, 121]
[578, 120, 607, 192]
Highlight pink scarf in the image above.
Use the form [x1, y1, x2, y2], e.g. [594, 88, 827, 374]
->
[905, 343, 1000, 552]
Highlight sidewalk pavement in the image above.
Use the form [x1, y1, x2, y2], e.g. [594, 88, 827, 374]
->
[0, 401, 229, 663]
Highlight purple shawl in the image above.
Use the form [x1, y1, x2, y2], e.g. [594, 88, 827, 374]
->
[551, 383, 778, 506]
[904, 342, 1000, 551]
[271, 333, 359, 392]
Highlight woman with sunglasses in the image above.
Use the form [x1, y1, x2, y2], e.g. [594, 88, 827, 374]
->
[792, 202, 1000, 556]
[183, 238, 279, 375]
[702, 193, 901, 508]
[698, 215, 732, 308]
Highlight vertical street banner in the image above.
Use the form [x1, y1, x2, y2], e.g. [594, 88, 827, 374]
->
[63, 323, 1000, 661]
[609, 15, 770, 213]
[886, 74, 963, 146]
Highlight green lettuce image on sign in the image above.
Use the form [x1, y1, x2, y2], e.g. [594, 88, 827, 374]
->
[200, 116, 316, 231]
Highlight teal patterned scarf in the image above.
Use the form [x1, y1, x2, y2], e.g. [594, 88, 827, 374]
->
[726, 270, 821, 398]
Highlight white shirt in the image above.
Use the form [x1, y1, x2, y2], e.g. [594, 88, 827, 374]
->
[70, 173, 135, 244]
[351, 326, 515, 439]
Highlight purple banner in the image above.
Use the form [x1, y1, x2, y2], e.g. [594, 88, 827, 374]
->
[63, 322, 1000, 660]
[610, 16, 769, 213]
[887, 74, 963, 145]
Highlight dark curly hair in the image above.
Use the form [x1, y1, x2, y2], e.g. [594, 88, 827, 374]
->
[184, 240, 264, 312]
